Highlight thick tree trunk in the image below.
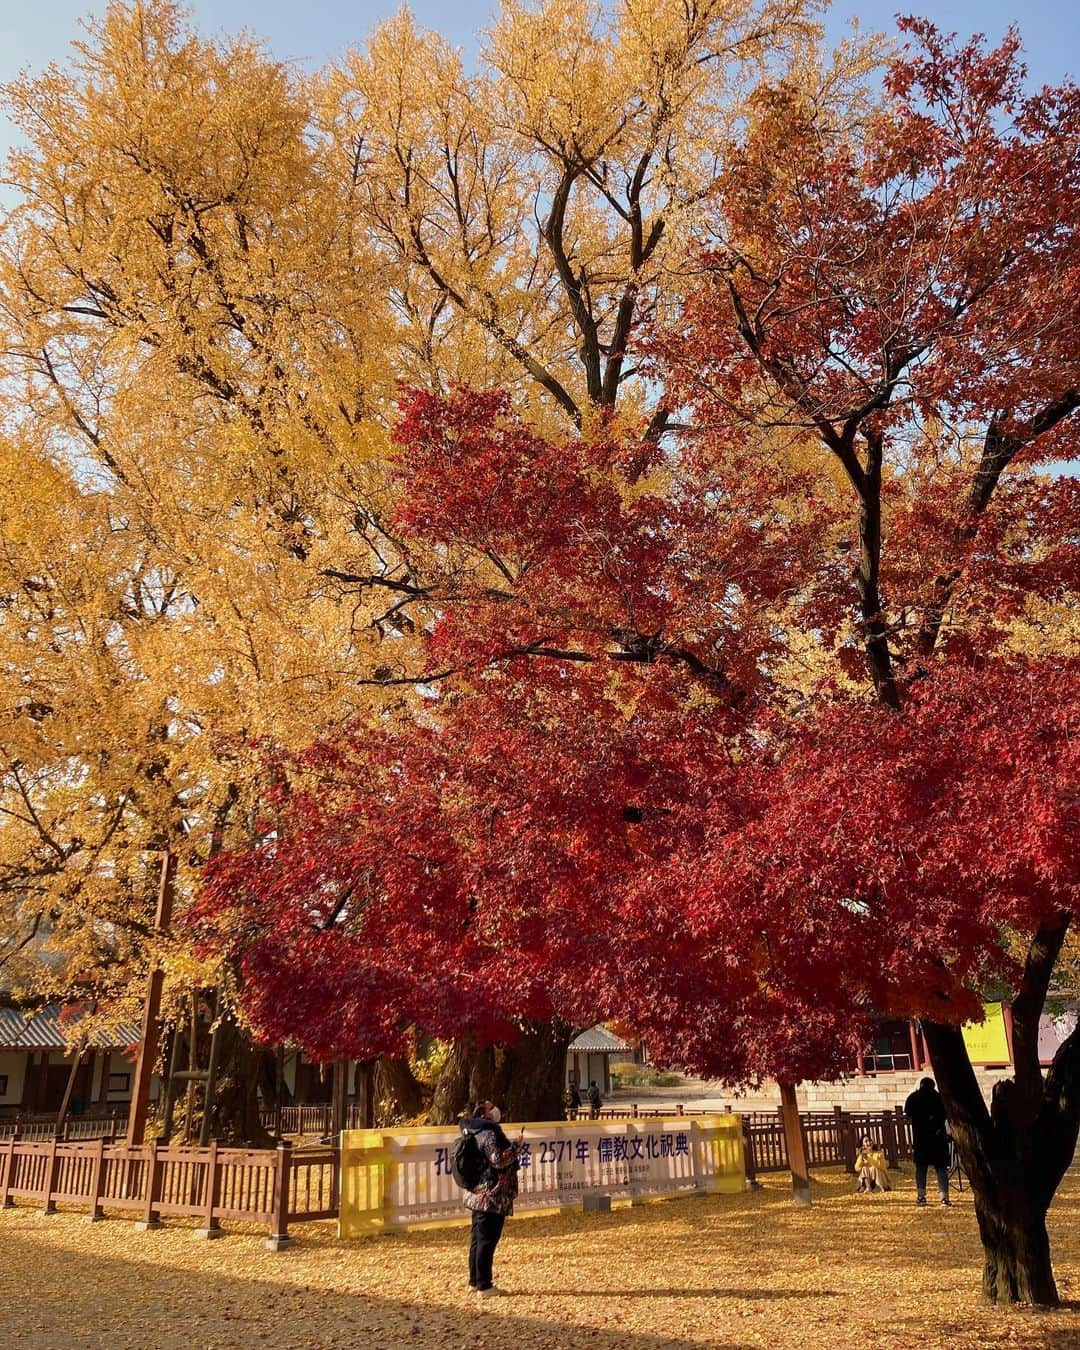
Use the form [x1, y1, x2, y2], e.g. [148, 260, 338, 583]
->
[973, 1182, 1057, 1306]
[922, 1008, 1080, 1307]
[495, 1020, 574, 1124]
[427, 1020, 573, 1125]
[208, 1017, 277, 1147]
[374, 1055, 426, 1121]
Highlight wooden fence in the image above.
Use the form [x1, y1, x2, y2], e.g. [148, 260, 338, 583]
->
[0, 1136, 337, 1247]
[0, 1112, 127, 1142]
[740, 1107, 914, 1179]
[258, 1104, 376, 1136]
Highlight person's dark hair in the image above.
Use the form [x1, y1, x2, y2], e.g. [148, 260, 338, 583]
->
[920, 1077, 936, 1091]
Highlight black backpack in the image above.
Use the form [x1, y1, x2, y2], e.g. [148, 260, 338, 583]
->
[451, 1130, 486, 1190]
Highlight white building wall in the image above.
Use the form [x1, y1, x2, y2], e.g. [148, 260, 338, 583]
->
[0, 1052, 27, 1105]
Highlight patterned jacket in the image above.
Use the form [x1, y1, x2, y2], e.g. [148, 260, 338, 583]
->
[463, 1125, 521, 1216]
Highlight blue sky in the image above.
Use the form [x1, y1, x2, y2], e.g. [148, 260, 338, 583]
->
[0, 1, 1075, 176]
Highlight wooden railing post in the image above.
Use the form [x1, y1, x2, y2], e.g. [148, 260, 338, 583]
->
[196, 1140, 223, 1239]
[837, 1108, 857, 1172]
[87, 1136, 107, 1222]
[265, 1139, 294, 1252]
[0, 1129, 17, 1208]
[135, 1143, 163, 1231]
[40, 1134, 61, 1214]
[894, 1104, 909, 1160]
[882, 1109, 898, 1169]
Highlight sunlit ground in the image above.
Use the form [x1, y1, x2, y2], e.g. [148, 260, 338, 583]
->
[2, 1166, 1078, 1348]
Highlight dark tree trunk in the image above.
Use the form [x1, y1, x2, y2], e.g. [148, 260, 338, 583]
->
[208, 1017, 276, 1147]
[374, 1055, 426, 1122]
[429, 1037, 481, 1124]
[427, 1020, 573, 1125]
[495, 1020, 574, 1124]
[354, 1058, 376, 1129]
[922, 952, 1080, 1310]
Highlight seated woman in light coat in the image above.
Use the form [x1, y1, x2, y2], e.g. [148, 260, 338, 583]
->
[854, 1136, 891, 1192]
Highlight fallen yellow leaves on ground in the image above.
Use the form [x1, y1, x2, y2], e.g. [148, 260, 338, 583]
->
[1, 1167, 1077, 1348]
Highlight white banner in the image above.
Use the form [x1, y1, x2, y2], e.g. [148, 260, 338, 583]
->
[339, 1114, 745, 1236]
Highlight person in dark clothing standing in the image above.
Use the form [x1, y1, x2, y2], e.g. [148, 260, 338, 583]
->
[904, 1077, 951, 1206]
[460, 1101, 523, 1296]
[587, 1081, 602, 1119]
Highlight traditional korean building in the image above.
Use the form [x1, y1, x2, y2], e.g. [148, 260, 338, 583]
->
[0, 1002, 142, 1117]
[565, 1025, 632, 1095]
[799, 1002, 1080, 1111]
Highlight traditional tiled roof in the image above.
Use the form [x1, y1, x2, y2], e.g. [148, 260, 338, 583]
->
[568, 1024, 632, 1054]
[0, 1004, 139, 1050]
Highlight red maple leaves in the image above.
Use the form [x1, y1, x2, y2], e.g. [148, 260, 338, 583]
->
[193, 24, 1080, 1084]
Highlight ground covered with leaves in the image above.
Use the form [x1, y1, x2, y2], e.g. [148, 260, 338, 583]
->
[2, 1167, 1078, 1348]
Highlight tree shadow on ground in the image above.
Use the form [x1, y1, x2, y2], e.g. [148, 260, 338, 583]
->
[0, 1226, 737, 1350]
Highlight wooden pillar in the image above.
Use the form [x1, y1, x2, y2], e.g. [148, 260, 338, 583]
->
[908, 1020, 922, 1072]
[126, 851, 176, 1148]
[56, 1039, 88, 1132]
[273, 1044, 285, 1139]
[197, 993, 223, 1148]
[95, 1050, 111, 1107]
[779, 1081, 811, 1206]
[33, 1052, 50, 1112]
[330, 1057, 348, 1139]
[1002, 1004, 1016, 1066]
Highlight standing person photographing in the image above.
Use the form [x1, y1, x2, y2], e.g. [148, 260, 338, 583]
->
[453, 1100, 524, 1296]
[904, 1077, 951, 1206]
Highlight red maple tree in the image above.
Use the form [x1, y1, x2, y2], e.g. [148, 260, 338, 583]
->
[195, 23, 1080, 1304]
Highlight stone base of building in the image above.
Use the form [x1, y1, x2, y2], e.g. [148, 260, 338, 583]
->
[798, 1066, 1012, 1113]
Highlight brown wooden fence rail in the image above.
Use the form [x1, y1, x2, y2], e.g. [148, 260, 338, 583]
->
[0, 1113, 128, 1142]
[258, 1104, 375, 1136]
[0, 1137, 338, 1248]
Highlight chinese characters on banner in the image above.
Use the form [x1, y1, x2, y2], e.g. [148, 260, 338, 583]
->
[433, 1127, 694, 1195]
[338, 1115, 745, 1235]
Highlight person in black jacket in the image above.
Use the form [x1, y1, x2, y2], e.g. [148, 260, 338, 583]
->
[459, 1101, 523, 1296]
[904, 1077, 951, 1206]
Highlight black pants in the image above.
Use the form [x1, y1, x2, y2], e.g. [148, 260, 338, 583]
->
[468, 1209, 506, 1290]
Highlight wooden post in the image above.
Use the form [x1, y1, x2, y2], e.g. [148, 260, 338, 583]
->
[56, 1038, 88, 1134]
[87, 1135, 106, 1222]
[197, 994, 223, 1148]
[95, 1050, 111, 1108]
[1, 1130, 17, 1207]
[273, 1044, 285, 1139]
[882, 1108, 898, 1168]
[779, 1082, 811, 1205]
[160, 1024, 182, 1142]
[836, 1107, 856, 1172]
[1002, 1004, 1017, 1066]
[895, 1104, 909, 1160]
[330, 1057, 347, 1140]
[196, 1140, 223, 1238]
[126, 851, 176, 1148]
[908, 1019, 922, 1072]
[40, 1133, 60, 1214]
[265, 1139, 294, 1251]
[135, 1143, 163, 1230]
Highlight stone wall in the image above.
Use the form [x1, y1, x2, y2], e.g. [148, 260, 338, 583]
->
[799, 1066, 1013, 1112]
